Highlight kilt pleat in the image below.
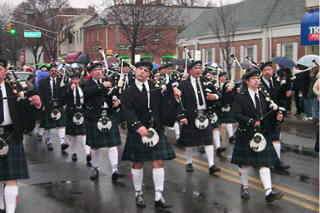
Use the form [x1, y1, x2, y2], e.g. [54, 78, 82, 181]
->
[0, 135, 28, 181]
[218, 110, 235, 124]
[122, 131, 176, 162]
[179, 123, 213, 147]
[42, 107, 66, 130]
[85, 117, 121, 148]
[231, 136, 280, 168]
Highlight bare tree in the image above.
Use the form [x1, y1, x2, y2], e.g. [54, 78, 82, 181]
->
[13, 0, 71, 63]
[0, 2, 14, 60]
[97, 0, 186, 63]
[208, 0, 235, 77]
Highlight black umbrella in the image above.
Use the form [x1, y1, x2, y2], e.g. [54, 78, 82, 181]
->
[76, 53, 90, 65]
[271, 56, 296, 68]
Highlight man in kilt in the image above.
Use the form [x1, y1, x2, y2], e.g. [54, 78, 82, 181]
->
[218, 72, 236, 146]
[59, 72, 91, 165]
[82, 62, 123, 182]
[260, 61, 290, 170]
[38, 64, 68, 152]
[0, 58, 42, 213]
[177, 60, 221, 175]
[121, 61, 179, 210]
[231, 68, 284, 202]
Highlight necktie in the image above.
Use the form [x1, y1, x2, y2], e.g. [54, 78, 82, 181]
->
[141, 83, 148, 105]
[52, 79, 57, 99]
[268, 79, 273, 90]
[254, 93, 262, 120]
[75, 86, 81, 106]
[196, 79, 204, 106]
[123, 75, 127, 89]
[0, 86, 3, 124]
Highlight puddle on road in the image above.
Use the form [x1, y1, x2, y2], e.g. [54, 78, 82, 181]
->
[298, 175, 319, 185]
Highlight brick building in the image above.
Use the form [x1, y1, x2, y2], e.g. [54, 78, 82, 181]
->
[176, 0, 306, 79]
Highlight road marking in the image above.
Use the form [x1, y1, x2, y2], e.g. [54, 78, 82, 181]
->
[174, 152, 319, 204]
[120, 133, 318, 211]
[174, 157, 319, 212]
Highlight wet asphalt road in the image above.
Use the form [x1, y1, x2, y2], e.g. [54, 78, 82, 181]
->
[16, 123, 319, 213]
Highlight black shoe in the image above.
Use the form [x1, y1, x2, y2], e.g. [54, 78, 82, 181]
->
[112, 170, 124, 182]
[265, 189, 284, 202]
[155, 197, 173, 210]
[0, 208, 5, 213]
[135, 192, 146, 208]
[71, 153, 77, 162]
[209, 165, 221, 175]
[90, 167, 99, 180]
[229, 136, 236, 144]
[275, 161, 290, 170]
[216, 147, 226, 158]
[86, 154, 92, 167]
[61, 143, 69, 151]
[186, 163, 194, 172]
[47, 143, 53, 151]
[241, 185, 249, 199]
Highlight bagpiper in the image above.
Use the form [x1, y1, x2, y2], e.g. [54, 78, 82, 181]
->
[121, 61, 179, 210]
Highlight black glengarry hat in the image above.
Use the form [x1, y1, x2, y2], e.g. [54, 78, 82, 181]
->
[135, 61, 153, 72]
[242, 68, 261, 79]
[188, 60, 202, 70]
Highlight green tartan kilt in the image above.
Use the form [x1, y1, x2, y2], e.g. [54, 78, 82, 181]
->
[85, 117, 121, 148]
[0, 135, 29, 181]
[122, 130, 176, 162]
[66, 113, 86, 136]
[231, 136, 280, 168]
[42, 107, 66, 130]
[113, 110, 126, 124]
[179, 122, 213, 147]
[218, 110, 235, 124]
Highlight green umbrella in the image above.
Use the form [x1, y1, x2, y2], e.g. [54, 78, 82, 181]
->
[76, 53, 90, 65]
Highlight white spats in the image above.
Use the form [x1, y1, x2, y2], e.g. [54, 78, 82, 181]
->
[225, 123, 234, 138]
[213, 130, 221, 149]
[4, 185, 18, 213]
[91, 149, 100, 168]
[152, 168, 164, 201]
[132, 168, 144, 193]
[57, 128, 66, 144]
[108, 146, 119, 173]
[0, 183, 4, 210]
[273, 143, 281, 159]
[185, 147, 193, 164]
[259, 167, 272, 196]
[204, 145, 214, 167]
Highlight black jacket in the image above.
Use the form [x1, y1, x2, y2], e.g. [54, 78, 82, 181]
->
[38, 76, 64, 108]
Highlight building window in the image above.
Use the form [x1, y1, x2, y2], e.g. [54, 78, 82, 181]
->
[205, 49, 212, 63]
[91, 31, 94, 42]
[97, 29, 99, 41]
[283, 43, 293, 60]
[76, 31, 78, 43]
[80, 30, 82, 42]
[87, 31, 89, 42]
[245, 46, 254, 60]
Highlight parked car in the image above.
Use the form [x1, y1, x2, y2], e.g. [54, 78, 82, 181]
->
[7, 71, 33, 88]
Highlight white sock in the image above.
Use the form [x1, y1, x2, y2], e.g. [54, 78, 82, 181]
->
[91, 149, 100, 168]
[81, 135, 90, 155]
[174, 122, 180, 140]
[238, 167, 249, 187]
[44, 129, 51, 144]
[69, 136, 77, 154]
[32, 122, 40, 137]
[259, 168, 272, 196]
[108, 146, 118, 173]
[0, 183, 4, 210]
[226, 124, 234, 138]
[57, 128, 66, 145]
[213, 130, 221, 149]
[204, 145, 214, 167]
[4, 185, 18, 213]
[132, 168, 143, 194]
[273, 143, 281, 159]
[38, 127, 44, 136]
[153, 168, 164, 201]
[185, 147, 193, 164]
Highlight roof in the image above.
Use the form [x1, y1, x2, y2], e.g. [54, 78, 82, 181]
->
[177, 0, 305, 39]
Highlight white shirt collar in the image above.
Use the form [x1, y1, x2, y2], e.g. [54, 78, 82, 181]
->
[135, 79, 149, 92]
[190, 75, 199, 83]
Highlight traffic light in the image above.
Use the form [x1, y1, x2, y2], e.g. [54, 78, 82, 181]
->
[10, 27, 16, 35]
[6, 24, 12, 33]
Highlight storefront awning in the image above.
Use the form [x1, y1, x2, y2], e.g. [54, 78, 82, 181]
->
[65, 52, 82, 63]
[301, 10, 319, 46]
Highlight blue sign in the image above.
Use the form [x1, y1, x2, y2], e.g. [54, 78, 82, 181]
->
[301, 10, 319, 46]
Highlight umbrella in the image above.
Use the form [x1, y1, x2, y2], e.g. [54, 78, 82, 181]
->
[152, 63, 160, 70]
[76, 53, 90, 65]
[71, 63, 81, 69]
[57, 63, 70, 70]
[271, 56, 296, 67]
[297, 55, 320, 67]
[206, 62, 223, 69]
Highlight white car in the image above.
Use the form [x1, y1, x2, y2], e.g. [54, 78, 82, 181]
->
[7, 71, 33, 88]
